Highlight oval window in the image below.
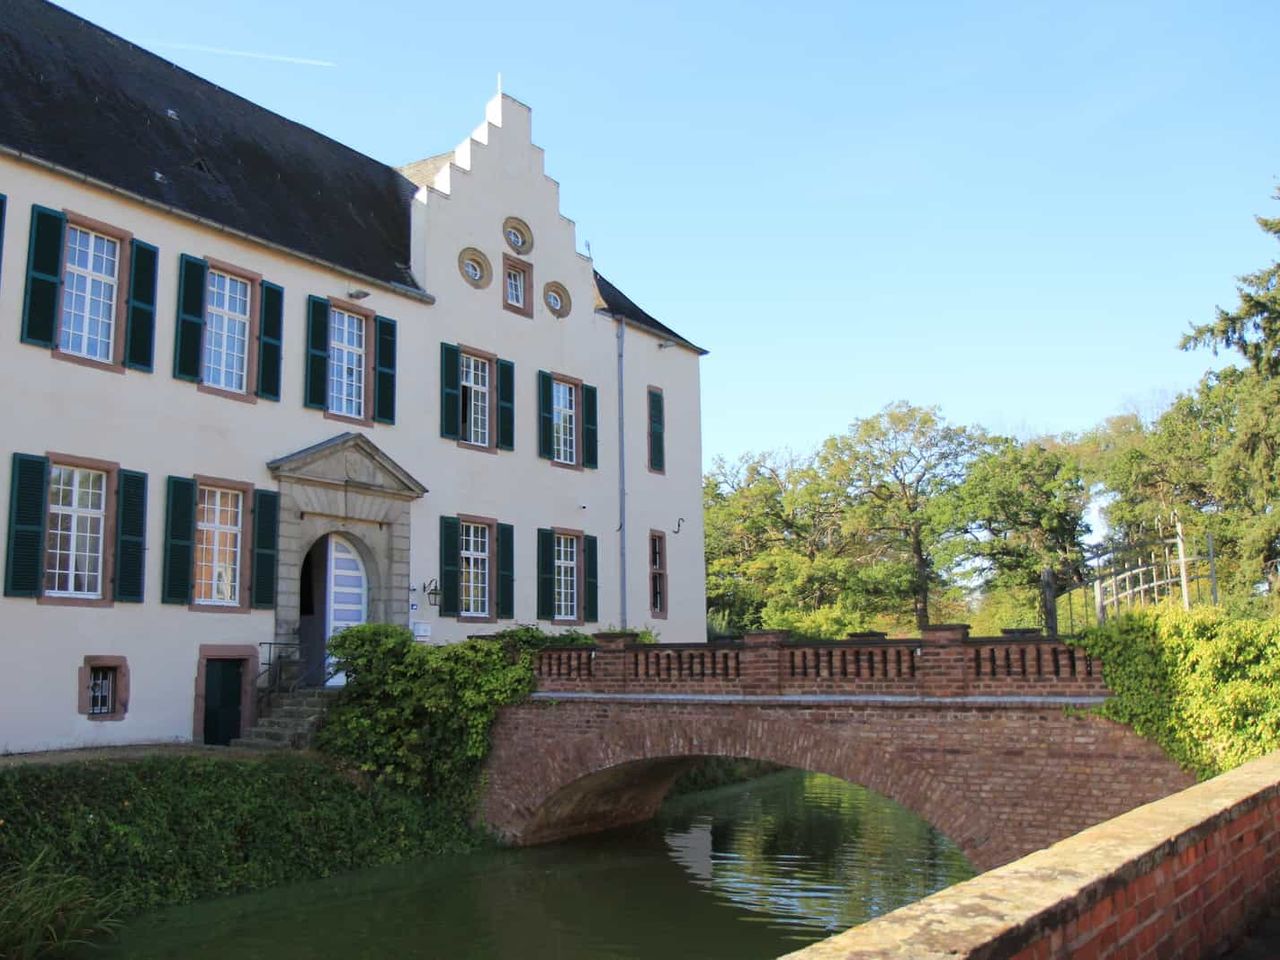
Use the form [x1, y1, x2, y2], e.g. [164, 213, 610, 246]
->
[457, 248, 492, 289]
[543, 282, 571, 318]
[502, 217, 534, 255]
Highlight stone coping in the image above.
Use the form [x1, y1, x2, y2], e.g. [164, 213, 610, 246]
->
[778, 751, 1280, 960]
[529, 692, 1109, 707]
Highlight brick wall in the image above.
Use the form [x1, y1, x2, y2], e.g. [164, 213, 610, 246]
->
[532, 625, 1109, 698]
[481, 696, 1190, 872]
[780, 751, 1280, 960]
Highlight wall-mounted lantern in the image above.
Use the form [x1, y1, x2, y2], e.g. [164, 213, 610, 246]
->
[423, 578, 441, 608]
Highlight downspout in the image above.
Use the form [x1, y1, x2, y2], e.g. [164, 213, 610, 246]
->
[616, 315, 628, 629]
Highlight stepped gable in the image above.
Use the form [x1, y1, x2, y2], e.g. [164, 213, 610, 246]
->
[0, 0, 419, 289]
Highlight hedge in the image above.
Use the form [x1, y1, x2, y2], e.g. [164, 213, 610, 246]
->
[0, 753, 477, 913]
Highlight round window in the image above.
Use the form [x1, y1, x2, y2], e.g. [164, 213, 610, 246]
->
[502, 217, 534, 255]
[543, 282, 571, 318]
[457, 247, 492, 289]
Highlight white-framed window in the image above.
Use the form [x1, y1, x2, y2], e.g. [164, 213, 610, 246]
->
[505, 266, 525, 308]
[203, 270, 251, 392]
[45, 465, 107, 597]
[60, 225, 119, 362]
[88, 666, 117, 716]
[650, 532, 667, 617]
[329, 307, 365, 419]
[460, 521, 490, 617]
[552, 380, 576, 464]
[194, 486, 242, 606]
[460, 354, 490, 447]
[554, 533, 577, 621]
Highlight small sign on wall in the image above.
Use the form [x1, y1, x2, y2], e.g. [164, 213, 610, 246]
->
[411, 621, 432, 640]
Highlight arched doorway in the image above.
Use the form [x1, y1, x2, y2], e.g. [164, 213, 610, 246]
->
[298, 534, 369, 686]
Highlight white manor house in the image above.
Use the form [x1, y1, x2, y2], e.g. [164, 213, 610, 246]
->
[0, 0, 707, 753]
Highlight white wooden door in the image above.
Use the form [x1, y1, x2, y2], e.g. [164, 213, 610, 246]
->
[325, 535, 367, 686]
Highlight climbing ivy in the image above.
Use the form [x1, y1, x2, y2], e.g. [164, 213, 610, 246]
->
[1074, 606, 1280, 778]
[315, 624, 583, 807]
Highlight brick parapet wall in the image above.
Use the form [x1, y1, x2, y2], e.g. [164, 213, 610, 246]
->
[779, 751, 1280, 960]
[532, 625, 1108, 698]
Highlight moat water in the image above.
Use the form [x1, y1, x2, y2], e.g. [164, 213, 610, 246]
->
[102, 770, 975, 960]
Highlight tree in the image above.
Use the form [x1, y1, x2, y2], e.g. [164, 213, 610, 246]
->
[1181, 189, 1280, 378]
[952, 440, 1090, 629]
[818, 403, 987, 629]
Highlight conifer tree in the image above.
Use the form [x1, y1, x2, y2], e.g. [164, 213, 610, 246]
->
[1181, 189, 1280, 377]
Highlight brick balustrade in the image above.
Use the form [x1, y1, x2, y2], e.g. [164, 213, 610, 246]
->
[781, 751, 1280, 960]
[532, 624, 1108, 698]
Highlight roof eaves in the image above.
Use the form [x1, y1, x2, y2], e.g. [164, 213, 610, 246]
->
[0, 145, 436, 305]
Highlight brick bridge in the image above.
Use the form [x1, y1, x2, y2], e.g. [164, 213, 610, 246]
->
[480, 625, 1193, 872]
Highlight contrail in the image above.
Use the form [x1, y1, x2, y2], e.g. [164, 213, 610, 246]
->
[145, 41, 336, 67]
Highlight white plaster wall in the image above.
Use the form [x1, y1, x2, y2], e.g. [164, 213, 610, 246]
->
[408, 95, 706, 645]
[0, 93, 706, 754]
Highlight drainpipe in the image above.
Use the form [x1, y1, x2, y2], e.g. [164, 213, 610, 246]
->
[616, 315, 628, 629]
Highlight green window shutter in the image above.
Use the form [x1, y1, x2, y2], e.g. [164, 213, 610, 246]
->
[4, 453, 49, 597]
[251, 489, 279, 609]
[373, 315, 397, 424]
[256, 281, 284, 401]
[536, 528, 554, 620]
[584, 535, 599, 623]
[582, 384, 599, 470]
[497, 522, 515, 619]
[113, 470, 147, 602]
[439, 342, 460, 439]
[497, 359, 515, 451]
[537, 371, 553, 459]
[161, 476, 197, 604]
[125, 240, 158, 371]
[304, 296, 330, 409]
[439, 515, 460, 617]
[21, 205, 65, 348]
[648, 388, 665, 472]
[173, 254, 207, 381]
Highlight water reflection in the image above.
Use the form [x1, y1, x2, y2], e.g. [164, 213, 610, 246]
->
[99, 770, 974, 960]
[658, 771, 973, 935]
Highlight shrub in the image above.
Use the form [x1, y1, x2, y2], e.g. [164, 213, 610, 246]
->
[0, 850, 120, 959]
[1074, 606, 1280, 778]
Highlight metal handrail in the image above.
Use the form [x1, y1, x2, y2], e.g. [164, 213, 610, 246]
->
[255, 640, 301, 717]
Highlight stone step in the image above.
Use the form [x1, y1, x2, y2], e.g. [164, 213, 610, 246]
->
[266, 707, 325, 722]
[253, 716, 315, 731]
[243, 726, 293, 742]
[227, 737, 286, 751]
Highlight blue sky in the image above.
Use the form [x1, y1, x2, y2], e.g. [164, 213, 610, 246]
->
[60, 0, 1280, 467]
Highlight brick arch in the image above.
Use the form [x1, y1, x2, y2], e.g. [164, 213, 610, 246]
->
[480, 699, 1193, 872]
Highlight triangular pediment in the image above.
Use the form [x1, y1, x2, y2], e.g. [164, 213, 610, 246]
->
[268, 433, 427, 500]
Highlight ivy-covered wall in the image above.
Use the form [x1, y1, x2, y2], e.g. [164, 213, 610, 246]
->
[1074, 606, 1280, 778]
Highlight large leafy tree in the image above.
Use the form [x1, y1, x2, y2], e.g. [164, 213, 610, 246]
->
[951, 440, 1090, 627]
[1181, 189, 1280, 378]
[703, 451, 917, 635]
[818, 403, 987, 629]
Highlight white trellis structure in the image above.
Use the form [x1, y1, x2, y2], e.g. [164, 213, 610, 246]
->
[1050, 517, 1219, 636]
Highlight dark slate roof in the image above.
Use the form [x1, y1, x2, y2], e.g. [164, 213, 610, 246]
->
[593, 271, 707, 355]
[0, 0, 419, 289]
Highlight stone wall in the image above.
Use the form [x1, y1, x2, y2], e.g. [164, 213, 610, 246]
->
[781, 751, 1280, 960]
[481, 696, 1190, 871]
